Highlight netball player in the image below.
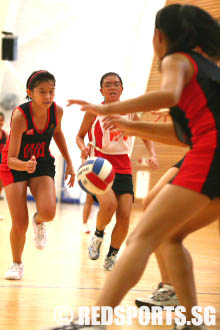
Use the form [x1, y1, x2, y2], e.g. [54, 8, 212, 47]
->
[0, 70, 75, 280]
[55, 4, 220, 330]
[71, 72, 159, 271]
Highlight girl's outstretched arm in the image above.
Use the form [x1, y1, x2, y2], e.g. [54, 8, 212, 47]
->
[104, 117, 187, 147]
[70, 54, 190, 116]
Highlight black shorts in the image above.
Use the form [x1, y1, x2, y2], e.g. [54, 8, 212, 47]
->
[172, 156, 185, 169]
[92, 173, 134, 202]
[112, 173, 134, 196]
[0, 159, 55, 187]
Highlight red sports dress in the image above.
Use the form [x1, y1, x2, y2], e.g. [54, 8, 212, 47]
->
[88, 113, 135, 174]
[0, 101, 57, 187]
[170, 51, 220, 198]
[88, 113, 135, 196]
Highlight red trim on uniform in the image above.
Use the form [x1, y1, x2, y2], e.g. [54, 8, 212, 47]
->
[29, 102, 51, 134]
[86, 172, 107, 190]
[104, 167, 115, 184]
[88, 116, 97, 143]
[172, 61, 218, 193]
[16, 107, 29, 131]
[53, 102, 58, 126]
[178, 52, 198, 77]
[93, 120, 103, 149]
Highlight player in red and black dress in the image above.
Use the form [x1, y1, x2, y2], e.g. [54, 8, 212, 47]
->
[0, 70, 75, 280]
[54, 5, 220, 330]
[0, 112, 8, 201]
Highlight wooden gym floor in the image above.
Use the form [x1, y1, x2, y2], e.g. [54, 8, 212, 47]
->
[0, 199, 219, 330]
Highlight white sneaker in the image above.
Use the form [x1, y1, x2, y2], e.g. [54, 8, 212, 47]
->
[32, 213, 47, 249]
[82, 223, 90, 234]
[103, 254, 117, 271]
[135, 282, 179, 308]
[88, 235, 103, 260]
[5, 263, 24, 280]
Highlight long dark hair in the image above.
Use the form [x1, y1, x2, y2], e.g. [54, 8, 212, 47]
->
[155, 4, 220, 60]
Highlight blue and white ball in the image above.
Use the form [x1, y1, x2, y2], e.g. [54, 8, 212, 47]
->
[77, 157, 115, 195]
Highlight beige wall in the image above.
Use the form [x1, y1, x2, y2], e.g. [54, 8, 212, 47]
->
[131, 0, 220, 206]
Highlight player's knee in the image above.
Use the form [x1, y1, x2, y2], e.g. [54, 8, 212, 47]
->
[38, 207, 56, 222]
[100, 199, 117, 214]
[12, 220, 28, 235]
[116, 214, 130, 229]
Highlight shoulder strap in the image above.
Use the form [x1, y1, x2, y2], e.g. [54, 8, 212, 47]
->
[18, 102, 33, 130]
[187, 52, 220, 84]
[49, 102, 57, 127]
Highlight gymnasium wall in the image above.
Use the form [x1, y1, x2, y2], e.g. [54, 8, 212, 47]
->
[131, 0, 220, 206]
[0, 0, 165, 201]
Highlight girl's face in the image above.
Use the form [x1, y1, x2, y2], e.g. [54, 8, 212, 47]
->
[100, 75, 123, 103]
[0, 116, 4, 130]
[27, 80, 55, 109]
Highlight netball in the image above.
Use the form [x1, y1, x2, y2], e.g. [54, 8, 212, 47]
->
[77, 157, 115, 195]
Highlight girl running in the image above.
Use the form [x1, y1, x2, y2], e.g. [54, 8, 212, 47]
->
[0, 70, 75, 280]
[72, 72, 159, 271]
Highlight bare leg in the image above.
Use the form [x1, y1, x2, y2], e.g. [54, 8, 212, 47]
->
[29, 176, 56, 223]
[110, 193, 133, 249]
[161, 197, 220, 318]
[143, 167, 179, 284]
[142, 167, 179, 210]
[96, 189, 117, 231]
[4, 181, 28, 264]
[83, 194, 94, 225]
[96, 184, 210, 316]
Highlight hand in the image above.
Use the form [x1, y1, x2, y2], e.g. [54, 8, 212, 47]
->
[80, 146, 90, 161]
[67, 99, 90, 107]
[81, 104, 108, 116]
[102, 115, 122, 130]
[147, 156, 159, 170]
[102, 117, 135, 136]
[67, 99, 105, 115]
[65, 163, 75, 187]
[26, 155, 37, 173]
[151, 109, 170, 122]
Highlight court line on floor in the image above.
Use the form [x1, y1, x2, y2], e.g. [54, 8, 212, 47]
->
[0, 283, 219, 296]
